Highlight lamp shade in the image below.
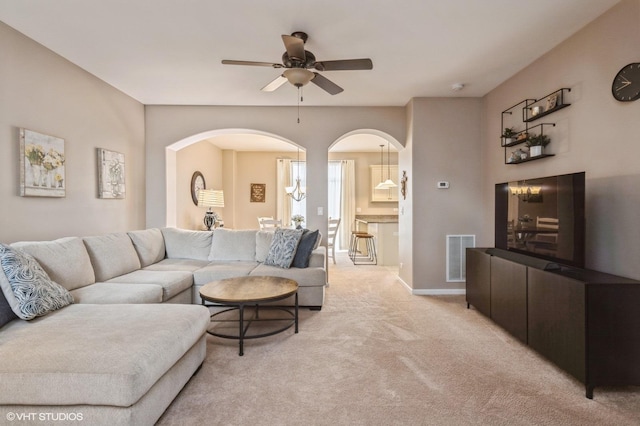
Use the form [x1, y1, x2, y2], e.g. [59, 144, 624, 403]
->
[197, 189, 224, 208]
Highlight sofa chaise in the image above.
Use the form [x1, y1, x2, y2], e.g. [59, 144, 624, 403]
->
[0, 226, 326, 425]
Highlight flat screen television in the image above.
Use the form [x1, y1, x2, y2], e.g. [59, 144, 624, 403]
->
[495, 171, 585, 268]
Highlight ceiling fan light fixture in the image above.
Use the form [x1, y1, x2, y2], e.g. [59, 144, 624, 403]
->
[283, 68, 314, 87]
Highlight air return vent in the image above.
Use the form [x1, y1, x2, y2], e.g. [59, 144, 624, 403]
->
[446, 235, 476, 282]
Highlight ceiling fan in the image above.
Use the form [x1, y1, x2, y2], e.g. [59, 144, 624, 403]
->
[221, 31, 373, 95]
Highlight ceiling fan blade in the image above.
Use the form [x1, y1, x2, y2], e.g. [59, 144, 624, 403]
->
[314, 58, 373, 71]
[311, 72, 343, 95]
[281, 35, 306, 61]
[222, 60, 283, 68]
[261, 75, 288, 92]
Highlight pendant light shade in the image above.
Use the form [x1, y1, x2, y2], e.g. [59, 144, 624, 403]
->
[375, 143, 397, 189]
[286, 147, 306, 201]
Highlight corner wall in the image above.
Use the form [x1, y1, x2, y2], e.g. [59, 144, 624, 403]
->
[481, 0, 640, 279]
[407, 98, 484, 292]
[0, 21, 146, 243]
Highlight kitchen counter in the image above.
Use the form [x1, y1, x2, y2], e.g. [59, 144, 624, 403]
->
[354, 215, 399, 266]
[355, 215, 398, 224]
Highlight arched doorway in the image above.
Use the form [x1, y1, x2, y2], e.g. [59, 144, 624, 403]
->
[328, 129, 402, 266]
[165, 128, 305, 230]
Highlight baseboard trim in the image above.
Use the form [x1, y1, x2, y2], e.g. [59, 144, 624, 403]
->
[396, 276, 466, 296]
[412, 289, 466, 296]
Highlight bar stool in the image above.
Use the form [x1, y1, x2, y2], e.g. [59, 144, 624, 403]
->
[349, 232, 377, 265]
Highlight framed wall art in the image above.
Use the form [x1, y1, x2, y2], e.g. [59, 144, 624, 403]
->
[250, 183, 266, 202]
[97, 148, 125, 199]
[20, 128, 66, 197]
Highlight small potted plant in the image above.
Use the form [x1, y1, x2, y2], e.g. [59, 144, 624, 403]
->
[291, 214, 305, 229]
[502, 127, 517, 145]
[526, 134, 550, 157]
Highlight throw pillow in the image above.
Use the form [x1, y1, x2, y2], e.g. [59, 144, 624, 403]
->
[291, 229, 320, 268]
[0, 282, 18, 328]
[264, 228, 304, 269]
[0, 244, 74, 320]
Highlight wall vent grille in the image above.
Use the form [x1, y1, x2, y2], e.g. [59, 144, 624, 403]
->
[446, 235, 476, 282]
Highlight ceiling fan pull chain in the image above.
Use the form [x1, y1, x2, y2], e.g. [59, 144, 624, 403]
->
[297, 86, 301, 124]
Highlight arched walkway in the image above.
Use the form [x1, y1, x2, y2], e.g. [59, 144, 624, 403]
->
[165, 128, 300, 227]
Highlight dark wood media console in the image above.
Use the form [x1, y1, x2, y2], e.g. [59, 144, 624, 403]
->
[466, 247, 640, 399]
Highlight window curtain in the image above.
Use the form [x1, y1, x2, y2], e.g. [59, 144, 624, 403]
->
[276, 159, 292, 225]
[328, 160, 355, 250]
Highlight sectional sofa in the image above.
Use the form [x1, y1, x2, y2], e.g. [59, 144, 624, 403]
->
[0, 227, 327, 425]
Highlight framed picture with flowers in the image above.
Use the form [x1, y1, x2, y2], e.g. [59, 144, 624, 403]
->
[97, 148, 125, 199]
[20, 128, 66, 197]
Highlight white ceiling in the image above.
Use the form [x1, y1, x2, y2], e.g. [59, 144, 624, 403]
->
[0, 0, 619, 108]
[0, 1, 620, 152]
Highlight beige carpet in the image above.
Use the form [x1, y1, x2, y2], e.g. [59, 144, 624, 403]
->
[157, 253, 640, 425]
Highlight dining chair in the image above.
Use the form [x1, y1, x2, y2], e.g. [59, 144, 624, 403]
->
[327, 217, 341, 264]
[258, 217, 281, 230]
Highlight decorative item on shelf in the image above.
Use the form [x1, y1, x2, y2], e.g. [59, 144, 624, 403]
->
[531, 106, 544, 116]
[286, 147, 306, 201]
[198, 189, 224, 231]
[291, 214, 305, 229]
[375, 142, 397, 189]
[526, 134, 551, 157]
[545, 93, 559, 111]
[508, 149, 528, 163]
[501, 127, 517, 145]
[516, 132, 528, 142]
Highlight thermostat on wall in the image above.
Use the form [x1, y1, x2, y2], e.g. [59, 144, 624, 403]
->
[437, 181, 450, 189]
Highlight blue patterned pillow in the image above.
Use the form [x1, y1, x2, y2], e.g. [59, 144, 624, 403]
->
[0, 244, 74, 320]
[264, 228, 304, 269]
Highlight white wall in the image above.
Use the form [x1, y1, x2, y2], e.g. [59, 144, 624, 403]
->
[481, 0, 640, 279]
[175, 141, 222, 230]
[0, 22, 145, 243]
[408, 98, 484, 292]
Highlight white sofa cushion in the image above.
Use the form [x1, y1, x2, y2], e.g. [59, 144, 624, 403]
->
[70, 283, 163, 304]
[208, 229, 257, 261]
[107, 270, 193, 301]
[192, 261, 259, 286]
[83, 233, 141, 282]
[0, 303, 209, 406]
[11, 237, 95, 291]
[161, 228, 213, 261]
[127, 228, 166, 267]
[255, 230, 274, 262]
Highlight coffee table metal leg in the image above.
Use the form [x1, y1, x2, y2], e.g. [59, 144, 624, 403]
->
[239, 304, 244, 356]
[295, 292, 299, 333]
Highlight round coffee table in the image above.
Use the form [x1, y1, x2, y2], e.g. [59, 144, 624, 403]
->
[199, 276, 299, 356]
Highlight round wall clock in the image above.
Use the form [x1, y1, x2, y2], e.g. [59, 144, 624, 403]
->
[612, 62, 640, 102]
[190, 171, 205, 205]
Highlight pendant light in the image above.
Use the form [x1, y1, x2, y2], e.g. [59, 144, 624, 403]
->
[286, 147, 306, 201]
[375, 142, 397, 189]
